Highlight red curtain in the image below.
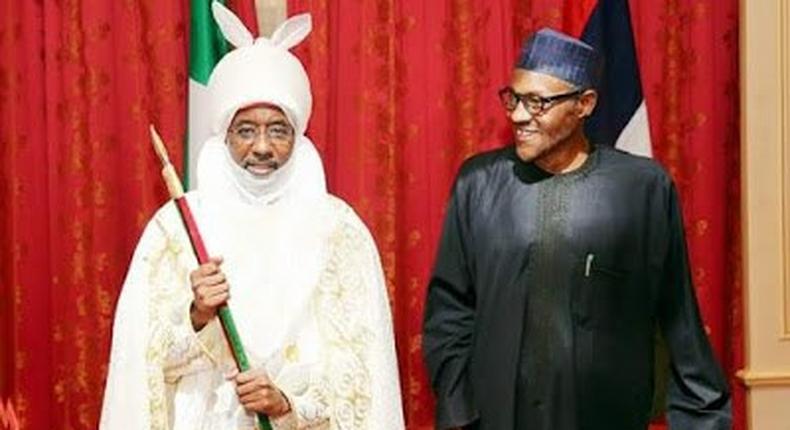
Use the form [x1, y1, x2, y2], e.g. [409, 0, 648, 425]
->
[0, 1, 253, 429]
[288, 0, 742, 429]
[631, 2, 743, 428]
[0, 0, 741, 429]
[1, 1, 188, 428]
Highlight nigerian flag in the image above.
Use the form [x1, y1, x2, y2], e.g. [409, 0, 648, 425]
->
[188, 0, 259, 188]
[188, 0, 229, 188]
[188, 0, 231, 188]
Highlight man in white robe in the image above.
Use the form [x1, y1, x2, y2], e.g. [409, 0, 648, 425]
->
[100, 3, 405, 429]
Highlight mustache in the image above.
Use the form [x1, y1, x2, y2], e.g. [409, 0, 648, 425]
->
[243, 158, 279, 170]
[512, 122, 540, 133]
[511, 120, 534, 127]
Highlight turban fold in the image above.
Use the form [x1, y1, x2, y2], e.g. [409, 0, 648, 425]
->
[208, 2, 313, 136]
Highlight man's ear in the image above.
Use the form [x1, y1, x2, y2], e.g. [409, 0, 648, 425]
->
[577, 89, 598, 119]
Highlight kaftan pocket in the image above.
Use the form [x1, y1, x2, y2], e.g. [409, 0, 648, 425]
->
[574, 253, 630, 330]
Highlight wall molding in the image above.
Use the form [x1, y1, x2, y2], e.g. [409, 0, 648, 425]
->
[742, 0, 790, 426]
[737, 369, 790, 387]
[782, 0, 790, 339]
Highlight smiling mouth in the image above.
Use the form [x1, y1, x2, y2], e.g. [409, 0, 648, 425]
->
[245, 161, 278, 176]
[514, 125, 539, 142]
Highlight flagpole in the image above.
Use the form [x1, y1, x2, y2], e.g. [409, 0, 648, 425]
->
[149, 125, 273, 430]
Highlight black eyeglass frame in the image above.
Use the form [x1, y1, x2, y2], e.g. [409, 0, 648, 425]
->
[498, 86, 585, 115]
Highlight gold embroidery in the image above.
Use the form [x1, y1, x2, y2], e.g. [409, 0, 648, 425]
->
[285, 344, 300, 363]
[144, 215, 193, 430]
[313, 201, 375, 429]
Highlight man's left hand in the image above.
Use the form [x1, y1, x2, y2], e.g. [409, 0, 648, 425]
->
[229, 368, 291, 417]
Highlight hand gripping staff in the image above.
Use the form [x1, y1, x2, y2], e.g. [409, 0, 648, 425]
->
[149, 125, 273, 430]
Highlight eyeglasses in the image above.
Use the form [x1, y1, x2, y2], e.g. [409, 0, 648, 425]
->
[228, 123, 294, 145]
[498, 86, 583, 116]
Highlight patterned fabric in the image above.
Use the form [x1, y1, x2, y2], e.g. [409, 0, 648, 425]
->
[101, 194, 404, 429]
[516, 28, 602, 89]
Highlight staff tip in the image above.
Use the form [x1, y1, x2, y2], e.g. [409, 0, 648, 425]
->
[149, 124, 170, 165]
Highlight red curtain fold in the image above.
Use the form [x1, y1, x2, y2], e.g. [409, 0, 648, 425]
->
[0, 0, 187, 429]
[0, 0, 742, 429]
[1, 1, 188, 428]
[0, 1, 256, 428]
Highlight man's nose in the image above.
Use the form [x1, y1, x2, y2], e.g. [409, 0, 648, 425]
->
[509, 101, 533, 123]
[250, 135, 273, 157]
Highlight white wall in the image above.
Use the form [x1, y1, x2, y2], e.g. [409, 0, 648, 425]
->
[740, 0, 790, 428]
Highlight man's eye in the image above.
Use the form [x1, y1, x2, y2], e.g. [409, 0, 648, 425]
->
[268, 126, 291, 138]
[525, 95, 543, 107]
[237, 127, 257, 138]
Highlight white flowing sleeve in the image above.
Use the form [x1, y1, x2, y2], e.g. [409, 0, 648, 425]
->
[100, 205, 174, 429]
[352, 211, 405, 429]
[100, 200, 225, 430]
[142, 203, 228, 384]
[268, 202, 405, 429]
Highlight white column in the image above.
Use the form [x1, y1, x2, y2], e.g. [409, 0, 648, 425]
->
[740, 0, 790, 428]
[255, 0, 287, 37]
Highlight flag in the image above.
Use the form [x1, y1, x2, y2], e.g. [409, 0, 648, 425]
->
[581, 0, 652, 157]
[188, 0, 259, 188]
[580, 2, 667, 425]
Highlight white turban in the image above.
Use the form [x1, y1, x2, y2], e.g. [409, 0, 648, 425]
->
[191, 3, 333, 376]
[196, 2, 325, 207]
[207, 3, 313, 136]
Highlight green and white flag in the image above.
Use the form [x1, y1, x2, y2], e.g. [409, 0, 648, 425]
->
[188, 0, 231, 188]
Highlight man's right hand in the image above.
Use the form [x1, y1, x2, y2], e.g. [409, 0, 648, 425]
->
[189, 256, 230, 331]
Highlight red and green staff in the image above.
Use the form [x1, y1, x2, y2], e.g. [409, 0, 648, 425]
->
[149, 125, 273, 430]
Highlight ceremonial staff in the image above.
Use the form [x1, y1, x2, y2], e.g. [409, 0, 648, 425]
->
[149, 125, 273, 430]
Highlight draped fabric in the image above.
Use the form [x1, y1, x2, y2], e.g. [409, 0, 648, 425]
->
[0, 0, 741, 429]
[0, 1, 254, 429]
